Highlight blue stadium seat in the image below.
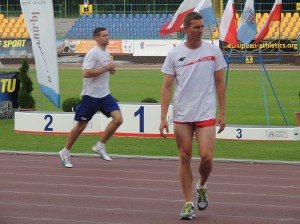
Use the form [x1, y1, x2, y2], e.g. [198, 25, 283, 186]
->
[135, 14, 141, 19]
[128, 14, 134, 19]
[161, 14, 167, 19]
[168, 14, 173, 19]
[148, 14, 154, 19]
[101, 14, 107, 19]
[155, 14, 160, 19]
[114, 14, 120, 19]
[94, 14, 100, 19]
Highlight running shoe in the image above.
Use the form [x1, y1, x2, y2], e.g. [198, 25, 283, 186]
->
[179, 202, 195, 220]
[59, 149, 73, 168]
[196, 184, 208, 211]
[92, 144, 112, 161]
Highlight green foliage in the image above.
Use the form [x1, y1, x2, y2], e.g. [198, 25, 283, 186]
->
[61, 97, 81, 112]
[17, 58, 35, 109]
[141, 97, 158, 103]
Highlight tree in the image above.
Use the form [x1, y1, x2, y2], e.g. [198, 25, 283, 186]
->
[17, 58, 35, 109]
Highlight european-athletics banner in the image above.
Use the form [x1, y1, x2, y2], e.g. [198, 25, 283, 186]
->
[20, 0, 60, 109]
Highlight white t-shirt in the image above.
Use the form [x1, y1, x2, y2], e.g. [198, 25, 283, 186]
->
[81, 46, 111, 98]
[161, 41, 227, 122]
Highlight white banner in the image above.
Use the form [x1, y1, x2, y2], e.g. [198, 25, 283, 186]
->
[133, 39, 182, 56]
[20, 0, 60, 109]
[133, 39, 219, 56]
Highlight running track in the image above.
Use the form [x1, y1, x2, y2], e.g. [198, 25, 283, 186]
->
[1, 63, 299, 223]
[0, 153, 299, 224]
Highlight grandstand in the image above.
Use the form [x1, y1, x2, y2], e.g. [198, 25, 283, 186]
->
[66, 13, 175, 39]
[0, 14, 29, 39]
[212, 12, 300, 41]
[0, 11, 299, 41]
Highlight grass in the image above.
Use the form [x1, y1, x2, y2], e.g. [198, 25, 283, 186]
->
[0, 67, 299, 161]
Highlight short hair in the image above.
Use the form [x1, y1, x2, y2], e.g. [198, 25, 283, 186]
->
[93, 27, 106, 37]
[183, 12, 203, 27]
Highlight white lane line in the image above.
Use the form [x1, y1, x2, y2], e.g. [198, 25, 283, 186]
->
[0, 201, 299, 222]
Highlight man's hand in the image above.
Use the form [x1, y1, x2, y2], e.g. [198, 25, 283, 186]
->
[159, 119, 169, 138]
[216, 114, 225, 134]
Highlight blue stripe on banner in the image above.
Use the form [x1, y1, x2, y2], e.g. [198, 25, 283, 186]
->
[200, 6, 217, 26]
[39, 84, 60, 109]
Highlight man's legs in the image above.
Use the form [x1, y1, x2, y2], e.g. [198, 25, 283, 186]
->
[174, 123, 195, 219]
[92, 110, 123, 161]
[195, 126, 215, 186]
[195, 126, 216, 210]
[65, 121, 88, 150]
[60, 121, 88, 168]
[99, 110, 123, 144]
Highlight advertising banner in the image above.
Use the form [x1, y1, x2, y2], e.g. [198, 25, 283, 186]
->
[220, 39, 297, 53]
[133, 39, 182, 56]
[21, 0, 60, 109]
[133, 39, 219, 56]
[0, 39, 33, 59]
[57, 39, 133, 54]
[0, 72, 20, 108]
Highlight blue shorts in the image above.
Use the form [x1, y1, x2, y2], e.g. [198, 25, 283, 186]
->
[74, 94, 120, 122]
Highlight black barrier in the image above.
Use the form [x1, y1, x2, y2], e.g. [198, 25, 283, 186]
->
[220, 39, 298, 53]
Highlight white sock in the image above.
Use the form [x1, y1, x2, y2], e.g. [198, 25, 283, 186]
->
[187, 201, 194, 206]
[199, 183, 207, 189]
[63, 147, 70, 155]
[96, 142, 105, 148]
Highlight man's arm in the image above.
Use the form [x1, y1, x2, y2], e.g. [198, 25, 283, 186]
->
[159, 74, 174, 138]
[214, 68, 226, 133]
[83, 62, 116, 78]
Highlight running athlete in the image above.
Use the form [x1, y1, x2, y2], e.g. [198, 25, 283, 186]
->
[59, 27, 123, 168]
[159, 12, 226, 219]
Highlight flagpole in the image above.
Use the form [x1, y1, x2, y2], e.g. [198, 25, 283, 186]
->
[278, 13, 282, 60]
[208, 26, 214, 44]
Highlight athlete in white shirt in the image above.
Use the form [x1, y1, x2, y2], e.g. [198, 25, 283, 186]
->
[59, 27, 123, 168]
[159, 12, 226, 220]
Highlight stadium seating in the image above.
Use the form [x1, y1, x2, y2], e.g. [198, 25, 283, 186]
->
[0, 14, 29, 39]
[211, 12, 300, 41]
[65, 13, 173, 39]
[0, 13, 298, 40]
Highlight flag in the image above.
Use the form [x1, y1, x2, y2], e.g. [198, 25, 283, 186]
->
[237, 0, 256, 45]
[219, 0, 238, 47]
[159, 0, 200, 37]
[20, 0, 60, 109]
[254, 0, 282, 44]
[194, 0, 217, 26]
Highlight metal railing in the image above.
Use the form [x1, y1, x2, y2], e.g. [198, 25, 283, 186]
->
[92, 4, 179, 15]
[0, 4, 62, 17]
[0, 2, 297, 18]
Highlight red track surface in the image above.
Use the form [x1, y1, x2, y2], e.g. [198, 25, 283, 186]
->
[0, 154, 299, 224]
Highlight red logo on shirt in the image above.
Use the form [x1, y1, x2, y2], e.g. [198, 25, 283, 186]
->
[182, 56, 215, 67]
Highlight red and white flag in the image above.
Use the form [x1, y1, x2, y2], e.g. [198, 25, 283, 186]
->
[159, 0, 200, 37]
[254, 0, 282, 43]
[219, 0, 238, 47]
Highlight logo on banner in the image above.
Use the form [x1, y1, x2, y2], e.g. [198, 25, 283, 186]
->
[266, 130, 288, 139]
[0, 72, 20, 108]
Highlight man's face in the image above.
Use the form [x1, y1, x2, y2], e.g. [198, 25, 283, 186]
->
[184, 19, 204, 41]
[95, 30, 109, 46]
